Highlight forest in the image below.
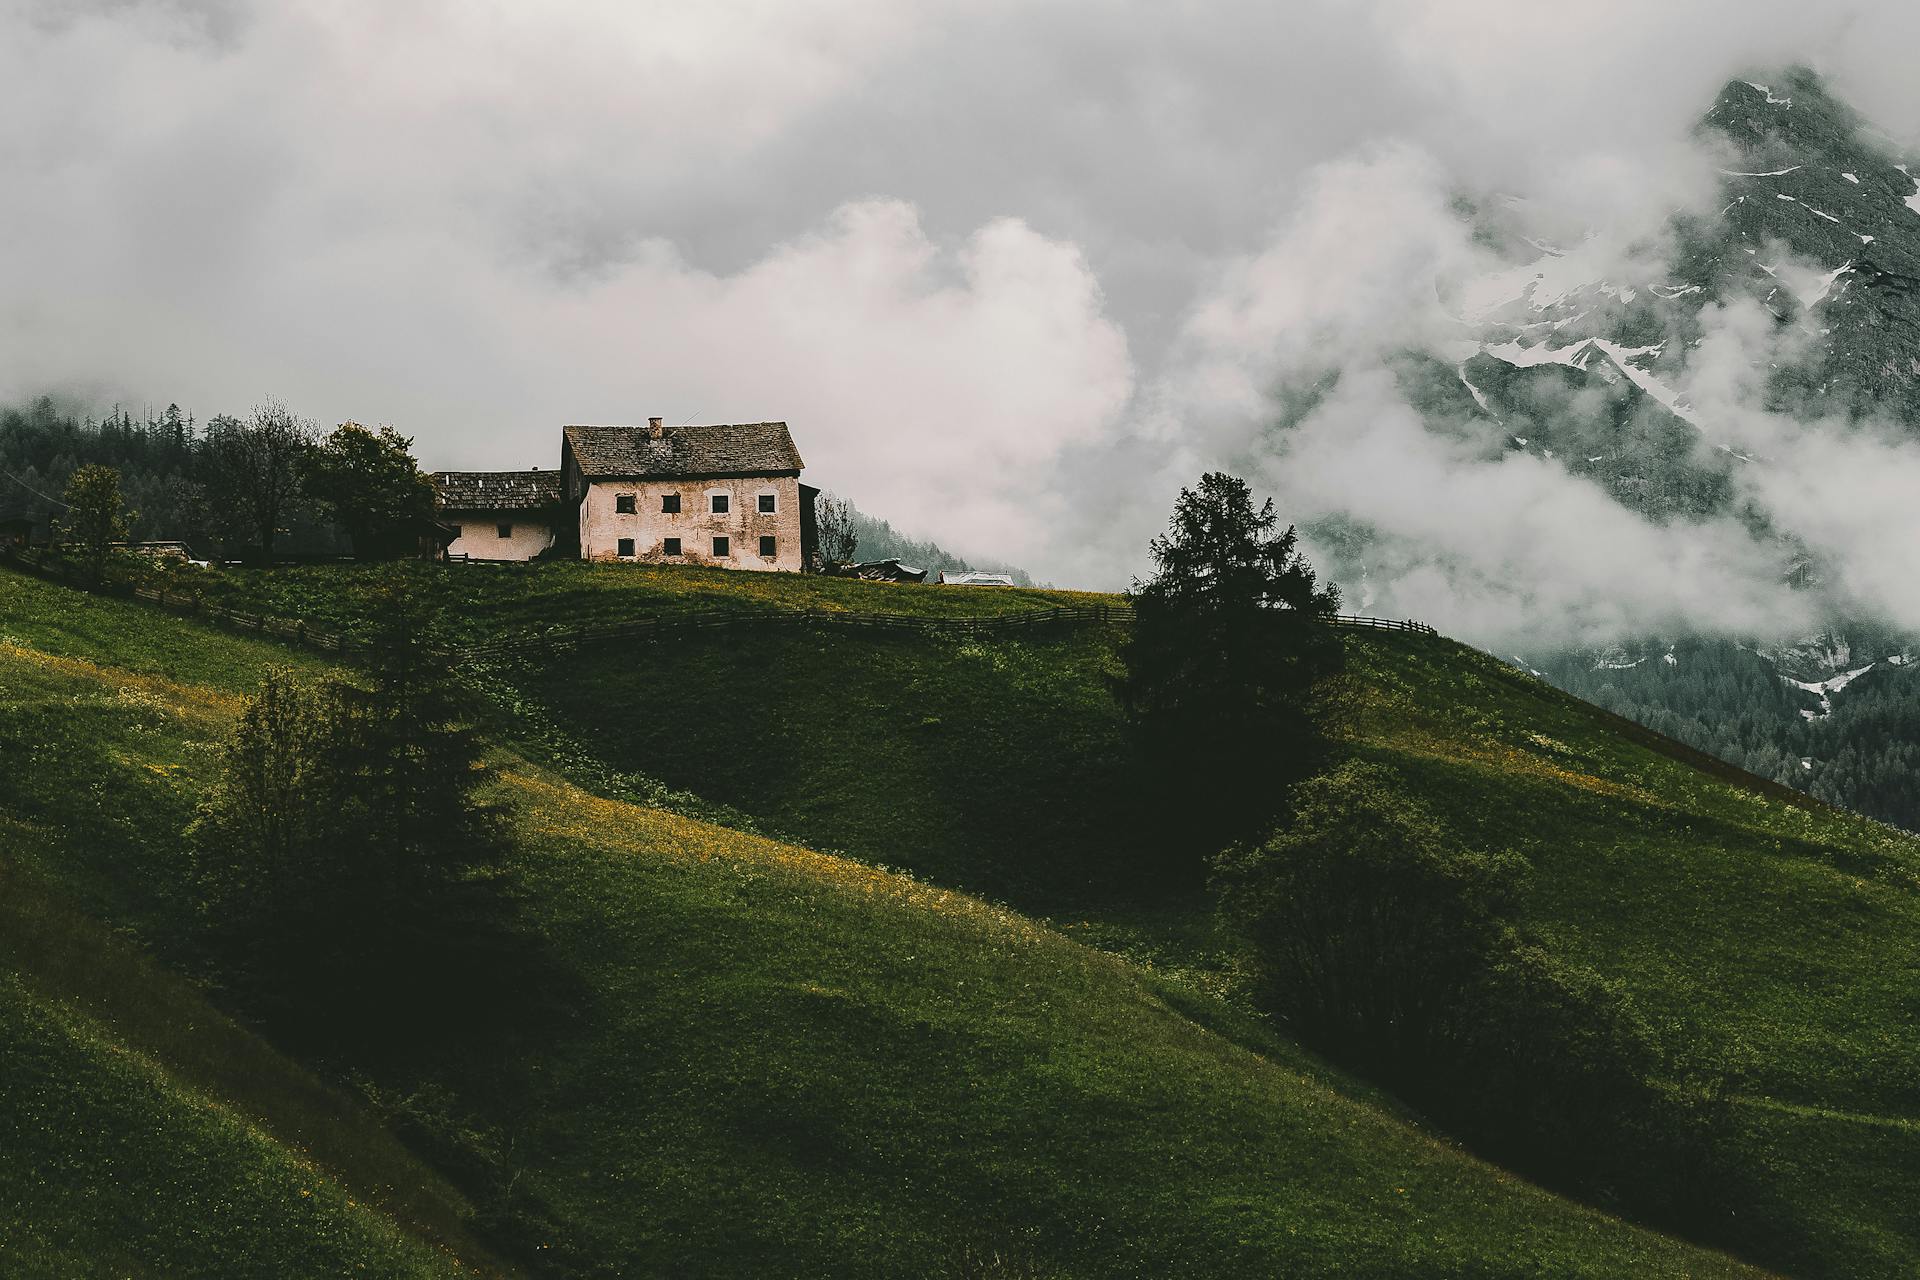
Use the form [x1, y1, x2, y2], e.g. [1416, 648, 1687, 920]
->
[1540, 637, 1920, 833]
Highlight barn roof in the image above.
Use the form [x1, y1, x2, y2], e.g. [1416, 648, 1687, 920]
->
[432, 469, 563, 511]
[563, 422, 804, 480]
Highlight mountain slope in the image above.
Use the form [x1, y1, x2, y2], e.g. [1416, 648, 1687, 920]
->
[1359, 67, 1920, 837]
[0, 566, 1772, 1277]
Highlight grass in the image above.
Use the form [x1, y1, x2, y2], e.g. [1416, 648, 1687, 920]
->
[178, 559, 1113, 648]
[0, 972, 470, 1280]
[413, 563, 1920, 1276]
[0, 564, 1770, 1277]
[507, 622, 1144, 906]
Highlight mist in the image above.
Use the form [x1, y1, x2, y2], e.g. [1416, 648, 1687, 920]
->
[9, 1, 1920, 641]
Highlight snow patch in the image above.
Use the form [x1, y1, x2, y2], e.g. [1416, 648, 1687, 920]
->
[1480, 338, 1593, 370]
[1781, 662, 1878, 717]
[1456, 364, 1494, 416]
[1843, 171, 1860, 183]
[1720, 165, 1802, 177]
[1588, 338, 1701, 426]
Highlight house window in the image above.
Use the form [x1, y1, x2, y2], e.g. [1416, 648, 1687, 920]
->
[617, 537, 635, 557]
[710, 493, 730, 514]
[615, 493, 636, 514]
[759, 535, 777, 558]
[496, 522, 513, 539]
[757, 492, 777, 514]
[712, 535, 731, 558]
[661, 493, 681, 514]
[663, 537, 682, 556]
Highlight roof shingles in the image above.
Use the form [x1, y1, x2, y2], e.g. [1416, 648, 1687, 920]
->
[564, 422, 803, 480]
[432, 470, 563, 512]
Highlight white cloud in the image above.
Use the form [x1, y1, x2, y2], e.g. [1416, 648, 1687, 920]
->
[12, 0, 1920, 609]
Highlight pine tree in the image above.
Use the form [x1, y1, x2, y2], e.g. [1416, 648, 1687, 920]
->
[1120, 472, 1344, 864]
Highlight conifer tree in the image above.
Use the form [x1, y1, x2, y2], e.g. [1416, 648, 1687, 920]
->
[1121, 472, 1343, 862]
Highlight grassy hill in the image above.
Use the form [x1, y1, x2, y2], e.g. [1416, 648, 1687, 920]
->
[180, 559, 1108, 649]
[407, 564, 1920, 1276]
[0, 564, 1777, 1276]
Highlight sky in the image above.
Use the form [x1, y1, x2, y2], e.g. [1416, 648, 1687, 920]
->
[9, 0, 1920, 632]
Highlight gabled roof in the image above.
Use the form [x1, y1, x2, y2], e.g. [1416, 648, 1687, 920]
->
[563, 422, 804, 480]
[432, 469, 563, 511]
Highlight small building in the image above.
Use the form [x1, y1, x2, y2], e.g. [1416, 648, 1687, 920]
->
[432, 469, 563, 562]
[941, 570, 1016, 587]
[851, 558, 928, 583]
[561, 418, 816, 572]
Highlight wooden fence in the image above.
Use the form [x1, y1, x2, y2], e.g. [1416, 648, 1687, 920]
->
[0, 545, 1439, 662]
[1327, 614, 1439, 637]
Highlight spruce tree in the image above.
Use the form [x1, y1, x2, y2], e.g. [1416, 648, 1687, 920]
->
[1121, 472, 1343, 864]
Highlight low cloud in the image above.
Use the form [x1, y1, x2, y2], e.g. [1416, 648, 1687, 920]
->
[12, 1, 1920, 614]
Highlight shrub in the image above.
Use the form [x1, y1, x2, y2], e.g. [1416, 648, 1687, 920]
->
[1211, 761, 1522, 1076]
[1215, 760, 1740, 1239]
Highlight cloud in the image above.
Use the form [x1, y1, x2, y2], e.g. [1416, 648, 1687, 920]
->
[11, 0, 1920, 607]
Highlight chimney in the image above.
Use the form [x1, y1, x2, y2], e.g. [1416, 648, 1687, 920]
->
[648, 416, 664, 440]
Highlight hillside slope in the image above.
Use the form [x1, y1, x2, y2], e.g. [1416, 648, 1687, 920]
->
[0, 566, 1769, 1277]
[424, 564, 1920, 1277]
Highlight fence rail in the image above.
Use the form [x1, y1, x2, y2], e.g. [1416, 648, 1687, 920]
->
[0, 545, 1439, 662]
[1327, 614, 1438, 637]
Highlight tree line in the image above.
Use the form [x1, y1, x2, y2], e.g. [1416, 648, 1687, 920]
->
[1540, 638, 1920, 834]
[3, 394, 436, 563]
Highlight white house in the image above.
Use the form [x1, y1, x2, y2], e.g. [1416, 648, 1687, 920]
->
[431, 469, 563, 561]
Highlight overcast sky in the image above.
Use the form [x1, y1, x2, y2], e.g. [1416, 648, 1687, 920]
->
[9, 1, 1920, 609]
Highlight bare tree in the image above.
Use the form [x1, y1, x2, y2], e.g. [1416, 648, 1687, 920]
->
[200, 399, 317, 563]
[815, 490, 859, 569]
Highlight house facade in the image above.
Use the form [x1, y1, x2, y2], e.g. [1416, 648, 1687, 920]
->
[561, 419, 816, 573]
[434, 419, 817, 572]
[431, 469, 562, 561]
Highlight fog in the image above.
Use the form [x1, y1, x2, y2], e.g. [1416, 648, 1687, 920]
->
[8, 1, 1920, 639]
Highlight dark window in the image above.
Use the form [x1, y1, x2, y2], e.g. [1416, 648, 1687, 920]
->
[496, 522, 512, 539]
[757, 493, 777, 514]
[615, 494, 636, 514]
[617, 537, 635, 557]
[759, 535, 777, 558]
[710, 493, 729, 514]
[712, 535, 731, 558]
[661, 493, 681, 514]
[663, 537, 681, 556]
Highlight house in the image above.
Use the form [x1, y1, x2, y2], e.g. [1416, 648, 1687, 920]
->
[431, 469, 564, 561]
[560, 419, 818, 572]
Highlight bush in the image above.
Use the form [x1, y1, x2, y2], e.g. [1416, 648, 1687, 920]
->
[1214, 761, 1741, 1240]
[1212, 761, 1522, 1075]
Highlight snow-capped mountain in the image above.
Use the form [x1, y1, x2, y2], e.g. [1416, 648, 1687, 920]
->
[1367, 69, 1920, 829]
